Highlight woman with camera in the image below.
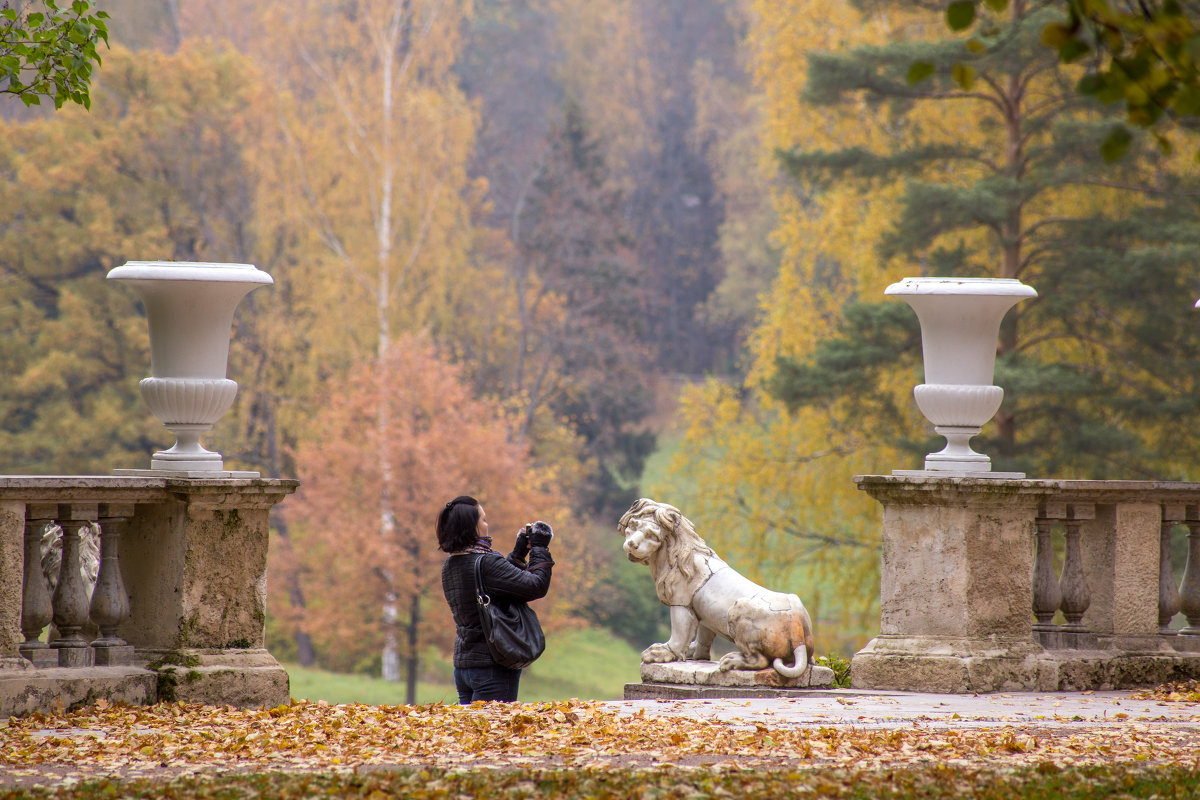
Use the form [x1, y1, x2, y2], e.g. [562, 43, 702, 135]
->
[437, 495, 554, 703]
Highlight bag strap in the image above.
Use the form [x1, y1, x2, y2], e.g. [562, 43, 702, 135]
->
[473, 554, 490, 607]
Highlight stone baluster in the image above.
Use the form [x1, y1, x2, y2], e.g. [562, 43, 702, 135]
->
[19, 504, 58, 668]
[1032, 504, 1063, 649]
[90, 504, 134, 666]
[1180, 505, 1200, 642]
[1058, 504, 1094, 644]
[51, 504, 96, 667]
[1159, 505, 1184, 636]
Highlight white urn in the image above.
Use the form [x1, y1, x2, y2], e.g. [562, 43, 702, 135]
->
[885, 277, 1036, 476]
[107, 261, 274, 474]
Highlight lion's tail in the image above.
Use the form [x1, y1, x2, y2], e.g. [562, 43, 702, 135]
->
[771, 644, 809, 679]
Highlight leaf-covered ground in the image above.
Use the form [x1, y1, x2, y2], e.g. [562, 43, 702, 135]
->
[1, 685, 1198, 798]
[5, 764, 1200, 800]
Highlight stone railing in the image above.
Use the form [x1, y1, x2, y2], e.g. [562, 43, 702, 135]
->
[1, 476, 297, 716]
[851, 476, 1200, 692]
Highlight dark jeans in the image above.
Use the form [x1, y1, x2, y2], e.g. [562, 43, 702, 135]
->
[454, 664, 522, 703]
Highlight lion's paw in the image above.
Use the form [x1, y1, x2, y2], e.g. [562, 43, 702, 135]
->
[716, 652, 743, 671]
[641, 643, 680, 663]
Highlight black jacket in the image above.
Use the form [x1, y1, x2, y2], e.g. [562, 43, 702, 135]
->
[441, 545, 554, 668]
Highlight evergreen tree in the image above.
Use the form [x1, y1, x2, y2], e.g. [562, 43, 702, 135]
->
[513, 105, 656, 519]
[770, 0, 1200, 479]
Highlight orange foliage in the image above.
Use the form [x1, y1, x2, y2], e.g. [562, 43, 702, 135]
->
[273, 335, 571, 674]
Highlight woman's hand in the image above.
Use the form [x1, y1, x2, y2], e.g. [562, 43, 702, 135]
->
[512, 527, 531, 560]
[528, 521, 554, 548]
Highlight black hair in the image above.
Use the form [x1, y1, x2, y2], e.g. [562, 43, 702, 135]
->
[436, 495, 481, 552]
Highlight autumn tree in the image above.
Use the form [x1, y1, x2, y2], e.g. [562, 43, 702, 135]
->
[505, 105, 655, 520]
[279, 338, 570, 703]
[234, 0, 490, 680]
[663, 0, 1200, 659]
[936, 0, 1200, 155]
[0, 43, 272, 473]
[771, 0, 1200, 478]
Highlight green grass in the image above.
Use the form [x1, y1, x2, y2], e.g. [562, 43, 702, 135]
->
[8, 765, 1200, 799]
[285, 627, 642, 705]
[521, 626, 642, 701]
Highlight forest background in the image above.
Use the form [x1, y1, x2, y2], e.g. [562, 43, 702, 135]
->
[3, 0, 1200, 702]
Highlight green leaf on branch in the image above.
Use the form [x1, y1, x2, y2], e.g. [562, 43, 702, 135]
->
[946, 1, 976, 31]
[1058, 38, 1091, 62]
[1101, 125, 1133, 162]
[952, 62, 977, 90]
[0, 0, 107, 109]
[1175, 85, 1200, 116]
[1041, 22, 1075, 49]
[1077, 73, 1106, 95]
[907, 61, 936, 84]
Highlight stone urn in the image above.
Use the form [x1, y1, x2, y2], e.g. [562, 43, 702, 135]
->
[885, 277, 1036, 476]
[107, 261, 273, 474]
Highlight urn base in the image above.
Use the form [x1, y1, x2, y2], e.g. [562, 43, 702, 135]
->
[893, 469, 1027, 479]
[114, 468, 262, 478]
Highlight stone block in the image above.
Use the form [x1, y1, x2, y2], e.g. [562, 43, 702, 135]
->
[55, 645, 94, 668]
[93, 645, 136, 667]
[860, 480, 1040, 640]
[1107, 655, 1181, 688]
[1076, 504, 1160, 638]
[167, 664, 289, 707]
[1175, 634, 1200, 652]
[639, 659, 834, 689]
[18, 647, 58, 669]
[0, 501, 23, 659]
[850, 635, 1044, 693]
[1038, 653, 1112, 691]
[121, 484, 292, 652]
[147, 648, 290, 708]
[0, 666, 156, 717]
[625, 682, 840, 700]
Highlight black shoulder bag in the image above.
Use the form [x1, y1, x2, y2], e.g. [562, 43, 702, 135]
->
[473, 554, 546, 670]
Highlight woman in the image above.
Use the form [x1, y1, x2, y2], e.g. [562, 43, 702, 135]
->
[437, 495, 554, 703]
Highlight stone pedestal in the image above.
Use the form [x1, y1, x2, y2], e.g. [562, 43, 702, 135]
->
[142, 648, 288, 707]
[0, 501, 25, 669]
[851, 476, 1043, 692]
[0, 476, 296, 716]
[626, 659, 835, 699]
[93, 645, 136, 666]
[116, 480, 293, 709]
[851, 476, 1200, 692]
[852, 635, 1044, 693]
[1083, 503, 1162, 651]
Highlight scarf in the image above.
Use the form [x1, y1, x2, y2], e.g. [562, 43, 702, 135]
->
[450, 536, 494, 556]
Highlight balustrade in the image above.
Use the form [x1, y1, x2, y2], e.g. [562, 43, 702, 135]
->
[13, 503, 136, 668]
[1, 476, 297, 716]
[1183, 513, 1200, 639]
[19, 506, 55, 668]
[854, 475, 1200, 692]
[1030, 497, 1200, 652]
[90, 504, 133, 665]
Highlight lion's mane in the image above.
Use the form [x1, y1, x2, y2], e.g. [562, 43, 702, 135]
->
[618, 498, 715, 605]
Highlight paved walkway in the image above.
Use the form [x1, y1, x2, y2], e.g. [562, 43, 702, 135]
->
[607, 689, 1200, 729]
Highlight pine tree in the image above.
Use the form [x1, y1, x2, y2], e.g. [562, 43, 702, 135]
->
[513, 105, 656, 520]
[770, 0, 1200, 479]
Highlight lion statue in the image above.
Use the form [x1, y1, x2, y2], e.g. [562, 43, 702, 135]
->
[617, 498, 813, 680]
